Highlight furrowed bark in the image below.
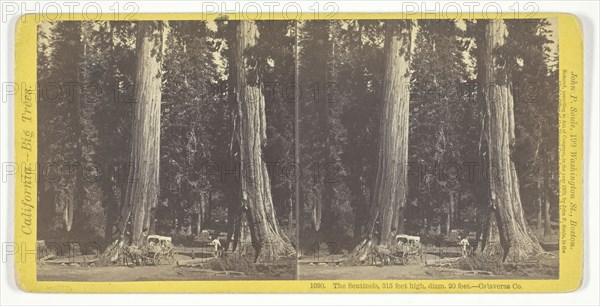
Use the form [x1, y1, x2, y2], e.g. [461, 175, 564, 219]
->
[234, 20, 295, 262]
[110, 21, 163, 247]
[482, 19, 542, 262]
[352, 20, 412, 262]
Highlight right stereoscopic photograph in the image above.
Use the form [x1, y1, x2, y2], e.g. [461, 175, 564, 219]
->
[297, 18, 559, 280]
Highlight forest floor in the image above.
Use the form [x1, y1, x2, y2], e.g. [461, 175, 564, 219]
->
[37, 248, 559, 281]
[37, 263, 294, 281]
[37, 245, 296, 281]
[298, 251, 560, 280]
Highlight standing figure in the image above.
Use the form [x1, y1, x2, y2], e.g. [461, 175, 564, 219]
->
[459, 236, 470, 257]
[211, 236, 222, 258]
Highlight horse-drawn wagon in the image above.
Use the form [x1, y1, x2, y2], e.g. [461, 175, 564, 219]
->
[390, 234, 422, 265]
[146, 235, 178, 265]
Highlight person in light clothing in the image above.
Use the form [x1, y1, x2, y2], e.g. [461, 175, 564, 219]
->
[459, 236, 470, 257]
[211, 236, 222, 257]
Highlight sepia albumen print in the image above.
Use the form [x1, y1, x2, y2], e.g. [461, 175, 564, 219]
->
[36, 18, 559, 282]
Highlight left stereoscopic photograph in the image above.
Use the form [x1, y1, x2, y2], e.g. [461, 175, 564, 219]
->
[36, 20, 298, 281]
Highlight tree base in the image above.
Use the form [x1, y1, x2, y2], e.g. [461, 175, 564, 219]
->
[99, 240, 148, 266]
[349, 239, 395, 266]
[478, 241, 503, 260]
[253, 239, 296, 262]
[350, 239, 373, 263]
[502, 232, 543, 263]
[229, 241, 253, 257]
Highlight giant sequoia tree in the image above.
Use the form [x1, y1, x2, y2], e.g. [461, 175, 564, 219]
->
[232, 20, 295, 261]
[505, 20, 558, 241]
[110, 21, 164, 248]
[352, 20, 413, 260]
[481, 20, 542, 262]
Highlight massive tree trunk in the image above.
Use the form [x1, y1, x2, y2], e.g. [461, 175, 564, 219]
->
[479, 211, 502, 257]
[482, 20, 542, 262]
[223, 27, 250, 254]
[352, 20, 412, 261]
[233, 20, 295, 262]
[226, 180, 245, 251]
[107, 21, 163, 252]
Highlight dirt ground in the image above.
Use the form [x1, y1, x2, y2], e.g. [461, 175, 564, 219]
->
[37, 264, 292, 281]
[298, 252, 559, 280]
[37, 246, 296, 281]
[37, 250, 559, 282]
